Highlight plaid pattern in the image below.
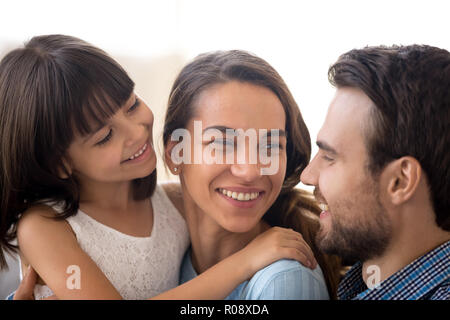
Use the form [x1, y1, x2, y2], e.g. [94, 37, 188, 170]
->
[338, 240, 450, 300]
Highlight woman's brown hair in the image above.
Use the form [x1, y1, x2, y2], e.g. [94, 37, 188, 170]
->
[0, 34, 156, 269]
[163, 50, 342, 298]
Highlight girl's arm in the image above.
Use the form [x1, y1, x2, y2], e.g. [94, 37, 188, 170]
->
[18, 206, 315, 300]
[17, 205, 123, 299]
[151, 226, 316, 300]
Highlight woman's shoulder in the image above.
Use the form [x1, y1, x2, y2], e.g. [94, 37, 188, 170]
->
[254, 259, 321, 281]
[243, 259, 329, 299]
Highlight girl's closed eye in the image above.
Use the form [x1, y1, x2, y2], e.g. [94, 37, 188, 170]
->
[127, 97, 140, 113]
[96, 129, 113, 146]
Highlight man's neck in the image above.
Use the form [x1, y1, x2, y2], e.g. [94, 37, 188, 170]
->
[362, 227, 450, 286]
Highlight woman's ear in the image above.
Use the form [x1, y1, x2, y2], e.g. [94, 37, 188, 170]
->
[165, 140, 182, 175]
[57, 157, 73, 179]
[383, 156, 421, 206]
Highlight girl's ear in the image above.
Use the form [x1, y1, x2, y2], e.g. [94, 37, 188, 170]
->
[165, 140, 182, 175]
[57, 157, 73, 179]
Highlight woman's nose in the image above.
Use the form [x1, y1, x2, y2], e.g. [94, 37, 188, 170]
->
[230, 162, 261, 182]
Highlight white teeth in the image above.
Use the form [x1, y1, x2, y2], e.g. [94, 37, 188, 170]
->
[319, 203, 329, 211]
[128, 143, 147, 160]
[219, 188, 260, 201]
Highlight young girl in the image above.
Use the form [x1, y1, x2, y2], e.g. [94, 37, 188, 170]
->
[162, 50, 342, 299]
[0, 35, 316, 299]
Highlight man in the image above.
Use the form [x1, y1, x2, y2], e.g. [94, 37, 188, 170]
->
[301, 45, 449, 299]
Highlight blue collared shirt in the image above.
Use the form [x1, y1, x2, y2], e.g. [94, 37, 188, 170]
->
[179, 248, 329, 300]
[338, 240, 450, 300]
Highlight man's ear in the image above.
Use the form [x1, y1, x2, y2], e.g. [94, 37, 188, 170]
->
[383, 156, 422, 206]
[57, 157, 73, 179]
[164, 140, 182, 175]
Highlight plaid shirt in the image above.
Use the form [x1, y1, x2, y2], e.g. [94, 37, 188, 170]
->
[338, 240, 450, 300]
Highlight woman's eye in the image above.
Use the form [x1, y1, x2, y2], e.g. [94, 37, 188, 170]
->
[322, 155, 334, 162]
[211, 139, 233, 146]
[260, 143, 283, 152]
[265, 143, 281, 149]
[96, 129, 113, 146]
[127, 97, 140, 113]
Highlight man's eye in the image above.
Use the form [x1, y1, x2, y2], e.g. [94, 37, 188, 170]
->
[128, 97, 140, 113]
[322, 155, 334, 162]
[96, 129, 113, 146]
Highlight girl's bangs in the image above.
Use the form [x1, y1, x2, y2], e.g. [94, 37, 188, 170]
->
[70, 71, 134, 137]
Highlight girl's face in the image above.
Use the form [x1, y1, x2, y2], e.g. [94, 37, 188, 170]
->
[65, 93, 156, 187]
[174, 81, 287, 233]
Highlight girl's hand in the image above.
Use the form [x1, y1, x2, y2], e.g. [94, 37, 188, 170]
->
[237, 226, 318, 279]
[13, 266, 37, 300]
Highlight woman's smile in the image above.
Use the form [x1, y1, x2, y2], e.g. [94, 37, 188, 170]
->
[216, 187, 266, 209]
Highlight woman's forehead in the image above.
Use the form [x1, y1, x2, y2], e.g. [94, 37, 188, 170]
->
[192, 81, 286, 130]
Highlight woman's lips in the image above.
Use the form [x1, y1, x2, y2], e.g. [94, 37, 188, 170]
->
[216, 187, 265, 209]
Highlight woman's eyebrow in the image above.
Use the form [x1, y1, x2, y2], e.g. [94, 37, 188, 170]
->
[203, 126, 286, 138]
[203, 125, 232, 134]
[261, 129, 286, 138]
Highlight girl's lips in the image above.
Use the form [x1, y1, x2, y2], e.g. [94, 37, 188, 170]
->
[122, 141, 152, 164]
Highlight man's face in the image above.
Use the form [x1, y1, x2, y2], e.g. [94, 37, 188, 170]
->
[301, 87, 392, 263]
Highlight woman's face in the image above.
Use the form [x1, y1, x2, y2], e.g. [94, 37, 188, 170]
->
[175, 81, 287, 233]
[65, 93, 157, 187]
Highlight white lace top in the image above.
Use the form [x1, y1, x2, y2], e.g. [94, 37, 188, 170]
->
[24, 183, 190, 300]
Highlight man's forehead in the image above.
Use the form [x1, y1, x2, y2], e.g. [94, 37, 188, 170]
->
[317, 87, 373, 154]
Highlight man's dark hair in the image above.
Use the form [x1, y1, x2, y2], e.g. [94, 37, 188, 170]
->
[328, 45, 450, 231]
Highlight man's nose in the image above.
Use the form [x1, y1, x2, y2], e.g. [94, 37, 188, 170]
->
[300, 155, 319, 186]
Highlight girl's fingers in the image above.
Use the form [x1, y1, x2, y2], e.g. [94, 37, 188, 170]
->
[14, 266, 38, 300]
[279, 239, 317, 269]
[278, 247, 311, 269]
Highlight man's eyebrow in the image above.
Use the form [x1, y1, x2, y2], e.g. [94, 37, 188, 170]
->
[316, 140, 338, 155]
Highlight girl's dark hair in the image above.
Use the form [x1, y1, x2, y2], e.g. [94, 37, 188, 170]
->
[0, 34, 156, 269]
[163, 50, 342, 298]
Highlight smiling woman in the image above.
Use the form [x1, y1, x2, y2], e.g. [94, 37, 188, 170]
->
[163, 50, 342, 299]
